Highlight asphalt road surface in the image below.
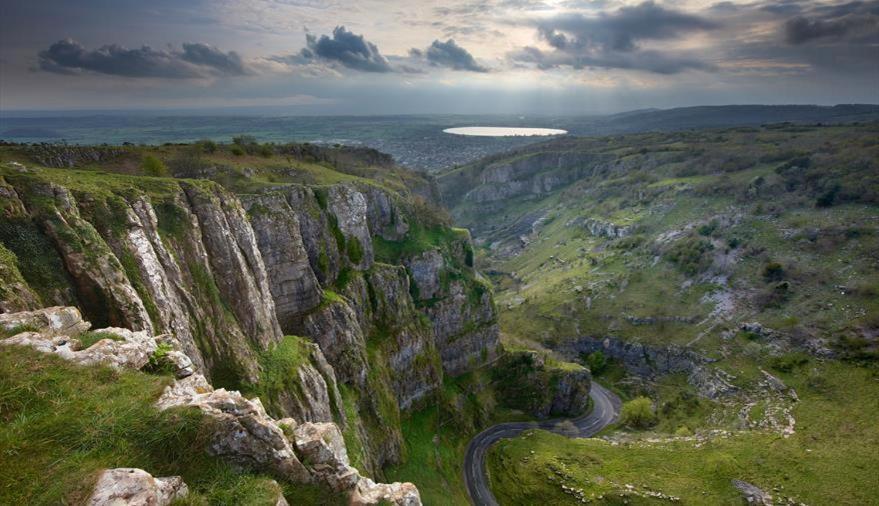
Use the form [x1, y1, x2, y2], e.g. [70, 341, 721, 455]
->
[463, 382, 622, 506]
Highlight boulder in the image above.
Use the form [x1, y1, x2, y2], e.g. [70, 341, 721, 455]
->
[351, 479, 422, 506]
[87, 468, 188, 506]
[732, 479, 772, 505]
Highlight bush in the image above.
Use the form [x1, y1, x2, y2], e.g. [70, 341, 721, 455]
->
[762, 262, 784, 282]
[230, 145, 245, 156]
[620, 396, 657, 429]
[665, 236, 713, 275]
[141, 155, 168, 177]
[583, 351, 607, 375]
[770, 352, 809, 373]
[195, 139, 217, 153]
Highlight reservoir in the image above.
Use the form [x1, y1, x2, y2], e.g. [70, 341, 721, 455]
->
[443, 126, 567, 137]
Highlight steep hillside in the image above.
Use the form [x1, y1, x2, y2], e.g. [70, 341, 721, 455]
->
[438, 123, 879, 504]
[0, 141, 501, 502]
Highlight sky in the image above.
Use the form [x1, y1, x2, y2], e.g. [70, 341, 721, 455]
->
[1, 0, 877, 115]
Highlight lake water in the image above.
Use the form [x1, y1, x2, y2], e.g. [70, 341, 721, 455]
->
[443, 126, 567, 137]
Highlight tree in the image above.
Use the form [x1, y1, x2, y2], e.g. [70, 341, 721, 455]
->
[584, 351, 607, 375]
[620, 396, 657, 429]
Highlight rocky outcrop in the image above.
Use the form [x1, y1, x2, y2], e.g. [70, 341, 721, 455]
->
[0, 306, 90, 336]
[492, 350, 591, 419]
[157, 373, 313, 483]
[88, 468, 188, 506]
[732, 479, 772, 505]
[448, 152, 614, 205]
[2, 326, 158, 370]
[563, 336, 737, 399]
[582, 218, 632, 239]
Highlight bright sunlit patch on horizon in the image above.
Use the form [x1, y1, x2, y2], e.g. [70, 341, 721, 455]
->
[443, 126, 567, 137]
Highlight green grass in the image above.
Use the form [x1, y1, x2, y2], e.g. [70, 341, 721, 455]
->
[0, 345, 342, 505]
[487, 360, 879, 505]
[243, 335, 313, 418]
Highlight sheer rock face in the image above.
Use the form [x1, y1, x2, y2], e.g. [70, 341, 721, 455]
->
[25, 183, 155, 333]
[87, 468, 188, 506]
[328, 184, 374, 270]
[180, 183, 282, 350]
[281, 186, 343, 285]
[426, 280, 500, 376]
[405, 250, 444, 301]
[242, 194, 322, 332]
[300, 301, 369, 387]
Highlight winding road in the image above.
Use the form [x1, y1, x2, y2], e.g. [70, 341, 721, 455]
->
[463, 382, 622, 506]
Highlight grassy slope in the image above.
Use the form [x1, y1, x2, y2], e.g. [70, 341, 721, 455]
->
[488, 360, 879, 505]
[438, 124, 879, 504]
[0, 345, 343, 505]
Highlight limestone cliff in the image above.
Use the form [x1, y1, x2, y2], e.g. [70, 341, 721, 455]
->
[0, 155, 500, 482]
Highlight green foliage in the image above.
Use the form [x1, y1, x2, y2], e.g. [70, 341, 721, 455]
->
[245, 335, 312, 418]
[583, 351, 607, 375]
[665, 236, 713, 275]
[619, 396, 657, 429]
[141, 155, 169, 177]
[769, 352, 810, 373]
[230, 145, 245, 156]
[146, 342, 176, 375]
[346, 236, 364, 264]
[0, 345, 298, 504]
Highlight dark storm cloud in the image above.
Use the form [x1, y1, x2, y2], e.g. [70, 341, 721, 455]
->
[423, 39, 488, 72]
[300, 26, 392, 72]
[510, 1, 717, 74]
[784, 1, 879, 44]
[37, 39, 249, 78]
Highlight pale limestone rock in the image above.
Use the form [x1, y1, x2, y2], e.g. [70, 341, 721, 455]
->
[156, 374, 312, 483]
[328, 184, 374, 270]
[293, 422, 360, 491]
[732, 479, 773, 505]
[1, 326, 157, 370]
[87, 468, 188, 506]
[350, 479, 422, 506]
[0, 306, 90, 336]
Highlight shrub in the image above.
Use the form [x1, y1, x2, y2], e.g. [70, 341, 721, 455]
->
[762, 262, 785, 282]
[770, 352, 809, 373]
[230, 146, 245, 156]
[195, 139, 217, 153]
[583, 351, 607, 375]
[620, 396, 657, 429]
[665, 236, 713, 275]
[141, 155, 168, 177]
